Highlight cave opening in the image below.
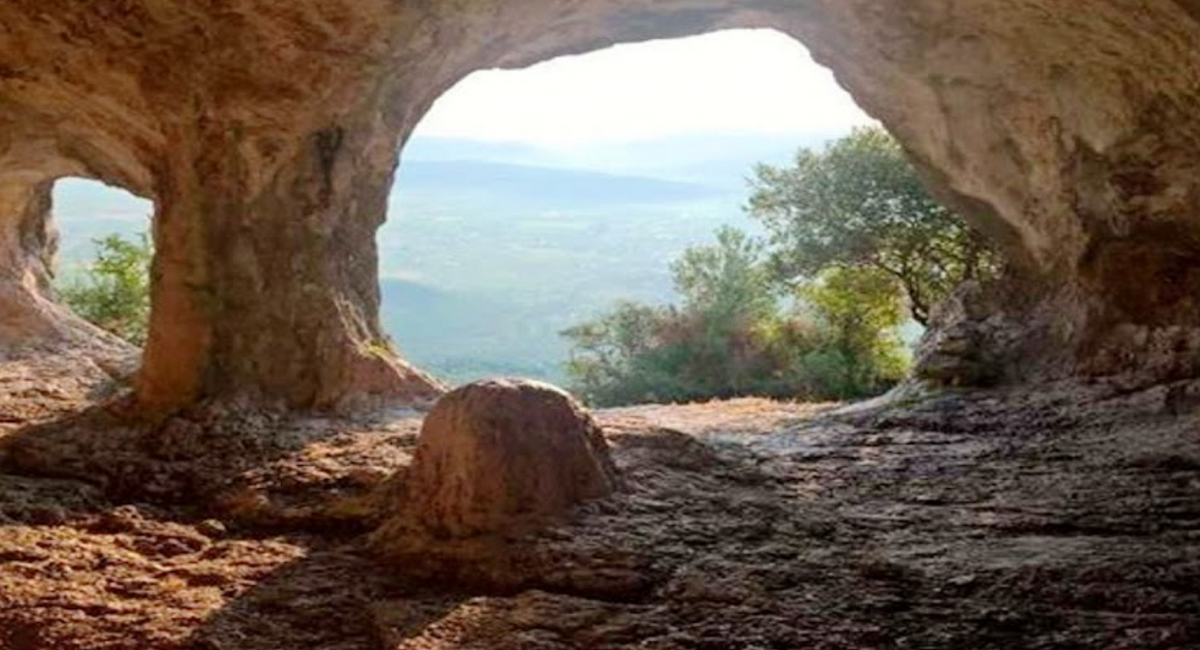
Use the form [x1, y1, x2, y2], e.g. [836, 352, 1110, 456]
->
[381, 28, 879, 392]
[0, 175, 150, 356]
[3, 5, 1200, 646]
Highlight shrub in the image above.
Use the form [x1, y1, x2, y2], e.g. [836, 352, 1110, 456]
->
[562, 229, 909, 406]
[59, 233, 152, 345]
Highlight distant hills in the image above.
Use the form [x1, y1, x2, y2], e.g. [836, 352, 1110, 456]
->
[381, 279, 571, 382]
[54, 131, 845, 386]
[401, 132, 831, 190]
[394, 160, 724, 207]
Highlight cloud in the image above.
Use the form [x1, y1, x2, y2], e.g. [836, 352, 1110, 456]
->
[414, 29, 874, 148]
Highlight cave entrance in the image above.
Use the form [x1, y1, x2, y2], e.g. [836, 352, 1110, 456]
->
[51, 178, 153, 346]
[0, 176, 149, 357]
[382, 28, 874, 391]
[0, 175, 148, 411]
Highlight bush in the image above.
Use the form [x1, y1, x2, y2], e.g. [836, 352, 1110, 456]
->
[59, 233, 152, 345]
[562, 229, 909, 406]
[795, 266, 910, 397]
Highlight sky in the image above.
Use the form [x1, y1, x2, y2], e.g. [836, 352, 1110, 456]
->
[413, 29, 873, 148]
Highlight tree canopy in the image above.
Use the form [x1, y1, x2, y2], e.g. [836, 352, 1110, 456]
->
[59, 233, 152, 345]
[747, 126, 997, 326]
[562, 226, 907, 407]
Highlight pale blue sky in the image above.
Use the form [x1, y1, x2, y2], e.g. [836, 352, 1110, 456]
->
[414, 29, 873, 147]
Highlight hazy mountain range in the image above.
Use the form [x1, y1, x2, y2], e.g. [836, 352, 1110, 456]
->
[400, 132, 812, 190]
[54, 131, 840, 385]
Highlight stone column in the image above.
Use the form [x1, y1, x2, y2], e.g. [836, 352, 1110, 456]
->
[136, 108, 444, 413]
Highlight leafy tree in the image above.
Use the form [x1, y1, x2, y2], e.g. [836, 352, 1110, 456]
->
[59, 233, 152, 345]
[671, 226, 776, 321]
[562, 301, 669, 405]
[748, 126, 996, 326]
[562, 227, 909, 406]
[667, 226, 784, 395]
[563, 228, 788, 405]
[795, 266, 909, 397]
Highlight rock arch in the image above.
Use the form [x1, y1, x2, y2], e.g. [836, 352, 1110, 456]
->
[0, 120, 149, 360]
[2, 1, 1199, 412]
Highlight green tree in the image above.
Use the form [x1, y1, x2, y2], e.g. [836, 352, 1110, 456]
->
[671, 226, 775, 321]
[562, 301, 669, 405]
[665, 227, 781, 397]
[562, 227, 909, 406]
[795, 266, 909, 397]
[563, 228, 787, 406]
[60, 233, 152, 345]
[748, 126, 996, 326]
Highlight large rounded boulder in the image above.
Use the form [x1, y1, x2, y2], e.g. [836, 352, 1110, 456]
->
[371, 378, 620, 573]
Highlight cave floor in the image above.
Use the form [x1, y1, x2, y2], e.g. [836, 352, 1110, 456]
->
[1, 353, 1199, 649]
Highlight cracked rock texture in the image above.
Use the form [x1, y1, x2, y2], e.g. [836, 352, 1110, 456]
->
[2, 355, 1198, 649]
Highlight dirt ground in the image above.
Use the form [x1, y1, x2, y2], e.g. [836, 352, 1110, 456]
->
[1, 352, 1199, 649]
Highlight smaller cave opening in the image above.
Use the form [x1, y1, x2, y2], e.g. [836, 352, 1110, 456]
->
[0, 176, 149, 406]
[49, 177, 154, 348]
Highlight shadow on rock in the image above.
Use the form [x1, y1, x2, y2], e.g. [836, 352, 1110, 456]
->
[0, 398, 425, 531]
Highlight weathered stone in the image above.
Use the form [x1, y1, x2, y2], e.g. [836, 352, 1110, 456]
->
[0, 178, 131, 363]
[914, 263, 1200, 388]
[373, 378, 619, 549]
[913, 280, 1011, 387]
[369, 379, 623, 588]
[2, 1, 1200, 409]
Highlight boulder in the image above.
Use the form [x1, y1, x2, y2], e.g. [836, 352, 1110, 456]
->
[372, 378, 620, 566]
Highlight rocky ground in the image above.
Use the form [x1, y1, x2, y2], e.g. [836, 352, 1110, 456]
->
[1, 352, 1199, 649]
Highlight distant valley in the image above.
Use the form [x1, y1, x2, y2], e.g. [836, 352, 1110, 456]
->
[54, 132, 837, 385]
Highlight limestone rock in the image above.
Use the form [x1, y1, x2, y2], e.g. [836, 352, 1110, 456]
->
[370, 379, 620, 588]
[375, 379, 618, 544]
[4, 1, 1200, 407]
[913, 280, 1010, 387]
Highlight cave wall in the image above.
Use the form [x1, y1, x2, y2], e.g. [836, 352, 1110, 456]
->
[0, 123, 135, 358]
[2, 0, 1199, 409]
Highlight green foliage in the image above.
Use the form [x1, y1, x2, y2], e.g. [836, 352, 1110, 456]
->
[748, 126, 997, 325]
[59, 233, 152, 345]
[562, 129, 993, 406]
[793, 266, 909, 397]
[562, 228, 909, 406]
[671, 226, 776, 320]
[562, 301, 678, 406]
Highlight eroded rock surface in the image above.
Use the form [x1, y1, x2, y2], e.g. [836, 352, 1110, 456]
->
[2, 362, 1198, 650]
[371, 379, 620, 584]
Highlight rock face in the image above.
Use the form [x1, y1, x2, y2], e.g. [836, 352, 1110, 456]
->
[373, 378, 619, 550]
[913, 280, 1017, 388]
[0, 178, 132, 364]
[2, 1, 1200, 410]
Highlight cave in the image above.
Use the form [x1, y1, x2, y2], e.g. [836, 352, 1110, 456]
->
[2, 1, 1199, 414]
[3, 3, 1200, 648]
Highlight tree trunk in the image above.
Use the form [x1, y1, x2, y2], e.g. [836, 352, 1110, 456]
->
[136, 114, 444, 413]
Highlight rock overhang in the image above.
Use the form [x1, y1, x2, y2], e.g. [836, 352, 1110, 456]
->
[2, 0, 1200, 405]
